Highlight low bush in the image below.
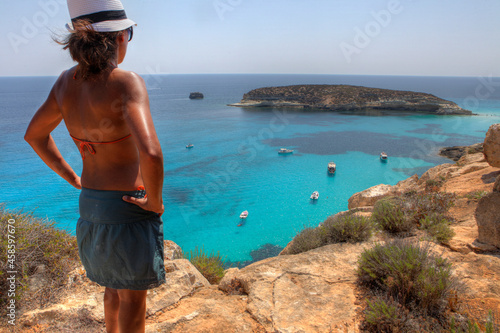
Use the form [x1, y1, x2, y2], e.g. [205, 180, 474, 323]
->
[402, 191, 456, 224]
[419, 213, 455, 244]
[286, 226, 325, 255]
[363, 296, 410, 332]
[322, 213, 373, 244]
[371, 197, 413, 234]
[0, 206, 79, 316]
[357, 239, 456, 316]
[425, 179, 443, 192]
[184, 246, 226, 284]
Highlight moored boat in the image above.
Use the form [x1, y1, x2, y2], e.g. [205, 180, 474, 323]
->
[186, 143, 194, 149]
[278, 148, 294, 154]
[310, 191, 319, 200]
[380, 152, 388, 161]
[239, 210, 248, 219]
[328, 161, 336, 174]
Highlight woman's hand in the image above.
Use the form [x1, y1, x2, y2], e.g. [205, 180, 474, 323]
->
[70, 176, 82, 189]
[122, 195, 164, 215]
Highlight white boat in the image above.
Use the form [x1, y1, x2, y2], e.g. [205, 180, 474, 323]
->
[380, 152, 388, 161]
[186, 143, 194, 149]
[278, 148, 294, 154]
[328, 161, 336, 174]
[310, 191, 319, 200]
[239, 210, 248, 219]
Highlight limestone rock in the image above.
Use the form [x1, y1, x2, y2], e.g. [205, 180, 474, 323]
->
[394, 174, 419, 193]
[483, 124, 500, 167]
[218, 243, 366, 332]
[147, 259, 211, 316]
[494, 175, 500, 192]
[347, 184, 394, 210]
[164, 240, 184, 260]
[451, 162, 490, 177]
[146, 287, 264, 333]
[457, 151, 486, 165]
[474, 192, 500, 248]
[417, 163, 457, 185]
[440, 143, 483, 161]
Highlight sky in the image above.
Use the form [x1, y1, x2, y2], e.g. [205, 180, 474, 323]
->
[0, 0, 499, 77]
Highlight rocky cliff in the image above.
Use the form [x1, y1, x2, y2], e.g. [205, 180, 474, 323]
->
[229, 84, 473, 115]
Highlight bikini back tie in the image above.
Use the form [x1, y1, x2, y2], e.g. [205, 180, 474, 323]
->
[70, 134, 132, 160]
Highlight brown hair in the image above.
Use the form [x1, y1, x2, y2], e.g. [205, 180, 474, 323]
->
[56, 20, 122, 80]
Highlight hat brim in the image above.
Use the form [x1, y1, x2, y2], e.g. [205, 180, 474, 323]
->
[66, 18, 136, 32]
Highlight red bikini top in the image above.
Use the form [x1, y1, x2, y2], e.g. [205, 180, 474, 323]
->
[70, 134, 132, 160]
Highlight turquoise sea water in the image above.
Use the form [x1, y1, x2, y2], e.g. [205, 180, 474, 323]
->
[1, 74, 500, 264]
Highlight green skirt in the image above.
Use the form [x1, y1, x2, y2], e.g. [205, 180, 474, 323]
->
[76, 187, 165, 290]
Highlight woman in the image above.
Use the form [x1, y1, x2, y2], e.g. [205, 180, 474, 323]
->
[24, 1, 165, 332]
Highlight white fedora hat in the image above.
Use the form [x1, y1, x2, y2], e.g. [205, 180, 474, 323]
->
[65, 0, 136, 32]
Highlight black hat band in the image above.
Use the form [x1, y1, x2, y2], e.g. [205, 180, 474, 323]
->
[72, 10, 127, 24]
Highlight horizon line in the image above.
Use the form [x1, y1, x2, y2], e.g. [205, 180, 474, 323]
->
[0, 73, 497, 79]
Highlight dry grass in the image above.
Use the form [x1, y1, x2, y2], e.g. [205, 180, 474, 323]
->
[0, 205, 80, 317]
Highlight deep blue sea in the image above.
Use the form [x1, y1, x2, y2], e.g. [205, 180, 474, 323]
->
[1, 74, 500, 265]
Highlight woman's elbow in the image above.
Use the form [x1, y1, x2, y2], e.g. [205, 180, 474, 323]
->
[141, 148, 163, 164]
[24, 130, 36, 145]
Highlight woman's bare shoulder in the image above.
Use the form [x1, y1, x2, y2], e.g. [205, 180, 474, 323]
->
[110, 69, 146, 89]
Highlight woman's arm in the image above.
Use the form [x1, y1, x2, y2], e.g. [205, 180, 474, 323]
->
[120, 72, 164, 214]
[24, 78, 81, 189]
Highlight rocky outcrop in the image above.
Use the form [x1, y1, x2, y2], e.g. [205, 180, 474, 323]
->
[494, 175, 500, 192]
[348, 184, 394, 210]
[218, 243, 365, 333]
[440, 143, 483, 161]
[475, 192, 500, 249]
[347, 174, 419, 210]
[483, 124, 500, 167]
[229, 85, 473, 115]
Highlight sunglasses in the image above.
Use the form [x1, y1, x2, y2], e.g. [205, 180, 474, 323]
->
[126, 26, 133, 42]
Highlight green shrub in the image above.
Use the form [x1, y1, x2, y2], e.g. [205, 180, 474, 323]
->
[322, 213, 373, 244]
[372, 197, 413, 234]
[286, 226, 325, 255]
[419, 213, 455, 244]
[0, 206, 79, 315]
[364, 296, 409, 332]
[402, 192, 456, 223]
[357, 239, 455, 316]
[425, 179, 443, 192]
[184, 246, 226, 284]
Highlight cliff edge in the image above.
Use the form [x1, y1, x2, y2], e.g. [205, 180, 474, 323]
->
[229, 84, 472, 115]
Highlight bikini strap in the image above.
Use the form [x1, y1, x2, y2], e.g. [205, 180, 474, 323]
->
[70, 134, 132, 160]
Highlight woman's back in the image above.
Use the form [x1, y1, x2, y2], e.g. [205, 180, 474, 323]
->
[55, 66, 149, 191]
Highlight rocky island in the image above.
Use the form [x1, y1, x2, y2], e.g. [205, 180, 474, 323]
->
[229, 84, 473, 115]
